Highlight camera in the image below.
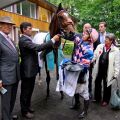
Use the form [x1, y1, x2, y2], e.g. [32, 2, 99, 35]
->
[87, 28, 92, 35]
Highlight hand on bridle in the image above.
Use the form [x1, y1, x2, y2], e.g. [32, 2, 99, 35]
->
[60, 28, 75, 40]
[52, 34, 61, 42]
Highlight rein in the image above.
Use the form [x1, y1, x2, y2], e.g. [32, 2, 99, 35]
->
[57, 11, 68, 50]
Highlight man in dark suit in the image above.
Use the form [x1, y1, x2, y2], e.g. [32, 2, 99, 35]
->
[19, 22, 60, 119]
[95, 22, 107, 49]
[0, 16, 20, 120]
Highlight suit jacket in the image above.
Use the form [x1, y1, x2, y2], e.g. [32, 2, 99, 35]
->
[92, 44, 120, 87]
[19, 35, 54, 78]
[0, 33, 20, 85]
[93, 37, 100, 51]
[94, 32, 109, 51]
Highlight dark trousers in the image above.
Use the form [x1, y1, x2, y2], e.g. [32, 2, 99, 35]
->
[20, 76, 35, 115]
[94, 69, 111, 103]
[88, 63, 93, 93]
[1, 82, 18, 120]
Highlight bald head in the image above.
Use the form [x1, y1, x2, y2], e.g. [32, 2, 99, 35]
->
[83, 23, 91, 33]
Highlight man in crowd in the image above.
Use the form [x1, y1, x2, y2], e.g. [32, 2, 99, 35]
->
[19, 22, 60, 119]
[98, 22, 107, 44]
[0, 16, 20, 120]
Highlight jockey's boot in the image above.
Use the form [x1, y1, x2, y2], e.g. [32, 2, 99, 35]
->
[70, 93, 80, 110]
[78, 100, 89, 119]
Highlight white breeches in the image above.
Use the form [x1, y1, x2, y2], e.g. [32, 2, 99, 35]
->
[75, 71, 89, 100]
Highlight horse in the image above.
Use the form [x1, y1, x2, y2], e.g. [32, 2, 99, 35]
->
[43, 3, 75, 99]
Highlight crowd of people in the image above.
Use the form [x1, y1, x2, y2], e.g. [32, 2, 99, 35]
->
[66, 22, 119, 119]
[0, 15, 120, 120]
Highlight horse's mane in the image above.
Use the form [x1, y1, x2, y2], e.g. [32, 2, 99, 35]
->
[49, 14, 60, 38]
[49, 3, 64, 38]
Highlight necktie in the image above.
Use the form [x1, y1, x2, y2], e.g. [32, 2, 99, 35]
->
[6, 35, 16, 50]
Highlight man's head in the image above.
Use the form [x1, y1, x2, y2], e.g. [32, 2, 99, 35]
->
[83, 23, 91, 33]
[0, 16, 15, 35]
[20, 22, 32, 36]
[99, 22, 107, 33]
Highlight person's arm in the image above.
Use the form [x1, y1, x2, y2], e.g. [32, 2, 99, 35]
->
[0, 44, 2, 88]
[19, 34, 60, 52]
[0, 81, 2, 88]
[81, 46, 94, 66]
[113, 48, 120, 78]
[92, 44, 101, 63]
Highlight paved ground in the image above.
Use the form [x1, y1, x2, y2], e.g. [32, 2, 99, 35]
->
[0, 68, 120, 120]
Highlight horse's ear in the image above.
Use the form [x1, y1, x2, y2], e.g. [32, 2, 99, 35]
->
[56, 3, 64, 13]
[58, 3, 62, 9]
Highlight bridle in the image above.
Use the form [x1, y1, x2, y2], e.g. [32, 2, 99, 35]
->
[57, 10, 74, 35]
[57, 10, 75, 50]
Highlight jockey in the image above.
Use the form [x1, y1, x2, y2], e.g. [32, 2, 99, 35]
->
[57, 28, 98, 119]
[70, 29, 94, 119]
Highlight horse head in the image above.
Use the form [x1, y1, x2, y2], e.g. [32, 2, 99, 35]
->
[49, 3, 75, 39]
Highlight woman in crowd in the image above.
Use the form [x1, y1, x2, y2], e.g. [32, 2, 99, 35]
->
[92, 33, 120, 106]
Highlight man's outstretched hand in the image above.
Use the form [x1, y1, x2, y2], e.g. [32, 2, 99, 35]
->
[52, 34, 61, 42]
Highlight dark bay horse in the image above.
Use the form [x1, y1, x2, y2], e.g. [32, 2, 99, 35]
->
[44, 3, 75, 98]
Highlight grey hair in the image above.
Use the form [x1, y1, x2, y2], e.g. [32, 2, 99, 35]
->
[105, 33, 116, 45]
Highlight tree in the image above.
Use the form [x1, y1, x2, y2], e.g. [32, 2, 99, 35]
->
[47, 0, 120, 39]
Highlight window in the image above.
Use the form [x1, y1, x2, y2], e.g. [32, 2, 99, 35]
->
[22, 1, 30, 17]
[4, 6, 13, 12]
[48, 11, 52, 22]
[40, 7, 49, 22]
[16, 3, 21, 14]
[30, 3, 36, 18]
[16, 1, 36, 19]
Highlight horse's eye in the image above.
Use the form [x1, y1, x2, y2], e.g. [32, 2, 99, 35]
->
[58, 16, 63, 20]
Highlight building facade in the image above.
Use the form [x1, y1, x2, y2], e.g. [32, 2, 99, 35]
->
[0, 0, 56, 43]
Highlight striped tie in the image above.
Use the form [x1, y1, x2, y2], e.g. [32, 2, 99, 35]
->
[6, 35, 16, 50]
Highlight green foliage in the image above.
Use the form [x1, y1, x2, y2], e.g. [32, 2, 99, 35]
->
[47, 0, 120, 39]
[63, 42, 74, 55]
